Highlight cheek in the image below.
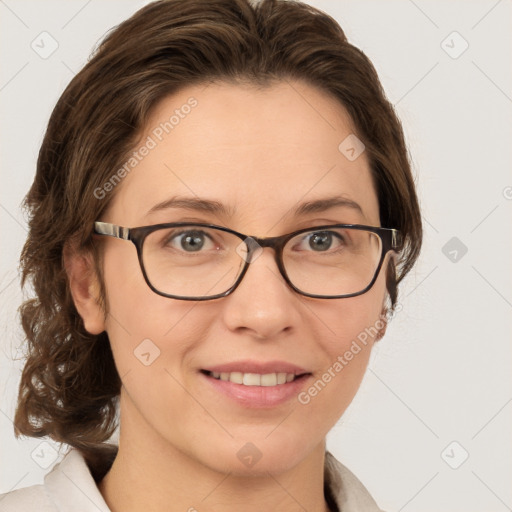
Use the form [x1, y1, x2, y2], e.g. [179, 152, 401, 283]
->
[300, 272, 388, 418]
[101, 244, 207, 373]
[102, 245, 157, 335]
[316, 268, 387, 355]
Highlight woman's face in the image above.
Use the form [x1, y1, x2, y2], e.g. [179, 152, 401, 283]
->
[91, 80, 391, 475]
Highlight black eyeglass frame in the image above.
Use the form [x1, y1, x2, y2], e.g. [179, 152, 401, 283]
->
[93, 221, 402, 301]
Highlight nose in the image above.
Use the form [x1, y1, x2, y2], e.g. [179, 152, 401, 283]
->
[220, 246, 302, 340]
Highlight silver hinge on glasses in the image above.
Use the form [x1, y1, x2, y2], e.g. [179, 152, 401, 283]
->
[95, 221, 130, 240]
[391, 229, 402, 249]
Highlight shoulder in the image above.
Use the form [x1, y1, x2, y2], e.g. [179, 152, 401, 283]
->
[0, 448, 110, 512]
[324, 451, 386, 512]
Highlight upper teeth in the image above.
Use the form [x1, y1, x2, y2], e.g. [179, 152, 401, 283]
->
[210, 371, 297, 386]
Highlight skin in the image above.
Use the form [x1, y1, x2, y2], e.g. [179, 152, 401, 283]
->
[66, 80, 393, 512]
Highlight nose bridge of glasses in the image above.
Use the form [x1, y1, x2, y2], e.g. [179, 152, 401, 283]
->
[238, 234, 285, 264]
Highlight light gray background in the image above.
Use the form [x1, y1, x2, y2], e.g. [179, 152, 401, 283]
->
[1, 1, 511, 511]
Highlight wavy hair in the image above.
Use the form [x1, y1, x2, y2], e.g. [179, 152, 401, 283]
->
[14, 0, 422, 481]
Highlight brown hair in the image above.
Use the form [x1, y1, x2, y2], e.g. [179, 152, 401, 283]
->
[13, 0, 422, 480]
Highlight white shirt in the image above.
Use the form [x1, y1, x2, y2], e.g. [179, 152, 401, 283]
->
[0, 449, 384, 511]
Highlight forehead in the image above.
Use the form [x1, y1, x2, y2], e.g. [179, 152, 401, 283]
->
[107, 80, 380, 230]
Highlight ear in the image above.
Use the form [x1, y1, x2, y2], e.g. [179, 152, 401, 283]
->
[374, 307, 388, 342]
[375, 303, 389, 343]
[375, 251, 397, 342]
[63, 242, 106, 335]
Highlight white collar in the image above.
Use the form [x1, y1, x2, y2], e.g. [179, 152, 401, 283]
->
[324, 451, 384, 511]
[44, 449, 110, 511]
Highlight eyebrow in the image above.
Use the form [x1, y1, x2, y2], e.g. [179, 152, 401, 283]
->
[146, 195, 364, 219]
[292, 196, 364, 217]
[146, 196, 235, 217]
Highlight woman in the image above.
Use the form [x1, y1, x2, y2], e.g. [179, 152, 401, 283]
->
[0, 0, 422, 510]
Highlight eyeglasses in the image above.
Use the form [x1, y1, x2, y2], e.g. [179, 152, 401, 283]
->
[93, 221, 401, 301]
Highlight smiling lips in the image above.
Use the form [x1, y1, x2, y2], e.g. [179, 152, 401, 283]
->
[201, 362, 313, 408]
[205, 370, 297, 386]
[201, 360, 311, 393]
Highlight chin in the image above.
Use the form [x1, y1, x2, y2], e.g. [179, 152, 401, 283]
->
[196, 433, 317, 477]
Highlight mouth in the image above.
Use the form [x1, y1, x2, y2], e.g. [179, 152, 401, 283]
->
[199, 368, 313, 408]
[201, 370, 309, 386]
